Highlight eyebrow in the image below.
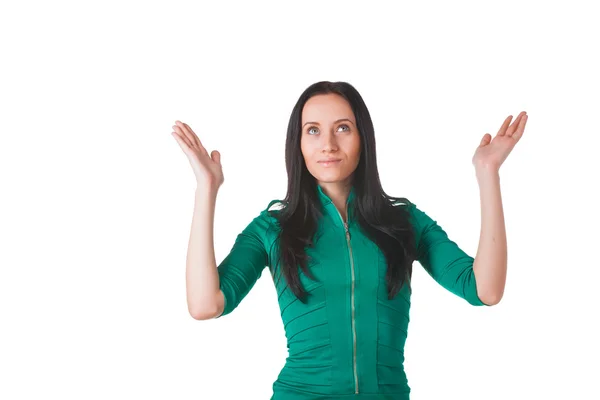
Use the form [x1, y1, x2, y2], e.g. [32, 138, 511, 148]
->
[302, 118, 355, 128]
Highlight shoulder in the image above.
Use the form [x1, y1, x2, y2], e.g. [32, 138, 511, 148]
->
[263, 199, 287, 220]
[245, 199, 286, 237]
[390, 196, 417, 216]
[389, 197, 431, 231]
[265, 199, 287, 213]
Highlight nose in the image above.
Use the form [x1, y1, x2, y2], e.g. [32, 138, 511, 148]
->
[321, 131, 338, 152]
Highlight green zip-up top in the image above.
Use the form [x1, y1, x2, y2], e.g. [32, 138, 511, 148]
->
[216, 184, 489, 399]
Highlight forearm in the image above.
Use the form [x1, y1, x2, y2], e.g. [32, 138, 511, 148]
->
[185, 188, 221, 319]
[472, 167, 507, 305]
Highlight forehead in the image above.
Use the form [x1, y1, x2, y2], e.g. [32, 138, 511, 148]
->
[301, 94, 354, 123]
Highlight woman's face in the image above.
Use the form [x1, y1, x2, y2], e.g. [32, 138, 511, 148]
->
[300, 94, 361, 186]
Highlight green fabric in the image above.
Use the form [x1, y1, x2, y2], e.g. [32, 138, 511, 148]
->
[216, 184, 489, 399]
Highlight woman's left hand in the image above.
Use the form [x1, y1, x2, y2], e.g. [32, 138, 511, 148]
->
[472, 111, 528, 172]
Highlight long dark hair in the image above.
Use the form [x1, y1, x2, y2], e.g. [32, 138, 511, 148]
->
[269, 81, 417, 302]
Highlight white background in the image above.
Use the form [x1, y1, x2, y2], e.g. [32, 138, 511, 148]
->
[1, 1, 598, 399]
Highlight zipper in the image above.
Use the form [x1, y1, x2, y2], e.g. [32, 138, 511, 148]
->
[333, 204, 359, 394]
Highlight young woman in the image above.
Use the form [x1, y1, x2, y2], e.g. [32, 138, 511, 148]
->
[172, 81, 528, 399]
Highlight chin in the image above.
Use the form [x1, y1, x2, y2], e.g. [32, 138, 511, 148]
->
[314, 174, 350, 183]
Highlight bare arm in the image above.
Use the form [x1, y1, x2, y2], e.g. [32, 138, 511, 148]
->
[185, 188, 224, 320]
[171, 120, 225, 320]
[471, 167, 506, 306]
[471, 111, 528, 305]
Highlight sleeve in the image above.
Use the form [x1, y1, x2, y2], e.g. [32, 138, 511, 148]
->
[409, 203, 490, 307]
[215, 210, 270, 318]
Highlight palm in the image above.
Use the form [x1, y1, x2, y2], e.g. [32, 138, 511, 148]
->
[171, 120, 224, 189]
[472, 111, 528, 171]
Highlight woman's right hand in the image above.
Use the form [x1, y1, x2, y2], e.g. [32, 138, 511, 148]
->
[171, 120, 224, 191]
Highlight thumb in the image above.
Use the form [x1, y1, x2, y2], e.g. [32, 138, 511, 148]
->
[479, 133, 491, 147]
[211, 150, 221, 164]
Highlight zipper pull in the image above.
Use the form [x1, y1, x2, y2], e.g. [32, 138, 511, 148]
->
[344, 222, 351, 239]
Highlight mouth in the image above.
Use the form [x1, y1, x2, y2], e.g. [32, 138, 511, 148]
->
[318, 159, 342, 167]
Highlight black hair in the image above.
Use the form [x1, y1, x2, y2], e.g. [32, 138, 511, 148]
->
[270, 81, 417, 302]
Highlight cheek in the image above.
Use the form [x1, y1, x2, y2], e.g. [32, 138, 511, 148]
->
[300, 139, 309, 160]
[300, 139, 314, 165]
[348, 137, 361, 162]
[301, 136, 318, 153]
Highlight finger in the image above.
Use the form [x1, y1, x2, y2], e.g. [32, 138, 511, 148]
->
[171, 130, 192, 153]
[175, 121, 208, 154]
[174, 121, 199, 149]
[181, 121, 203, 149]
[511, 114, 528, 141]
[172, 127, 193, 149]
[182, 121, 209, 155]
[497, 115, 513, 136]
[211, 150, 221, 165]
[506, 111, 527, 137]
[480, 133, 491, 147]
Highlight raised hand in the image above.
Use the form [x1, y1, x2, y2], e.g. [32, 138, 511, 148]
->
[171, 120, 224, 190]
[472, 111, 529, 172]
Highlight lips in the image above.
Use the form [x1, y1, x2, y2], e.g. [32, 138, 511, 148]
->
[318, 159, 341, 166]
[318, 159, 341, 163]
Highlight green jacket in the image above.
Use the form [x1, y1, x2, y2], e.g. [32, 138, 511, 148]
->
[217, 184, 489, 399]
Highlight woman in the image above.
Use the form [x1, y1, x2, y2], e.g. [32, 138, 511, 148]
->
[172, 81, 528, 399]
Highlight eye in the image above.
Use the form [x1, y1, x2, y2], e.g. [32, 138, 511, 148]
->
[306, 124, 350, 135]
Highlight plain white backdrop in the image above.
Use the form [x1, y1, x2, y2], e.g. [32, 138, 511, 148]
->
[1, 1, 598, 399]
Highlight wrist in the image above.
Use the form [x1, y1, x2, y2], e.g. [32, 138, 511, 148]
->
[195, 186, 219, 199]
[475, 165, 499, 181]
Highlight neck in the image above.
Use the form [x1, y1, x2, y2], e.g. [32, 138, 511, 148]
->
[316, 180, 355, 223]
[318, 181, 351, 206]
